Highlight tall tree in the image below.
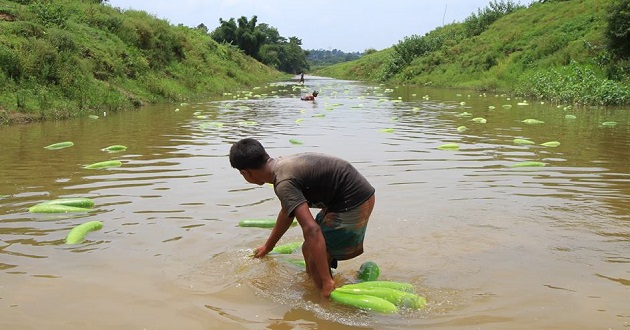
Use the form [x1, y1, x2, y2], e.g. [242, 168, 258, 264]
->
[210, 16, 309, 73]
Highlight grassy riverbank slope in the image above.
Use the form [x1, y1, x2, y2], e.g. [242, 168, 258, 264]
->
[316, 0, 630, 106]
[0, 0, 284, 124]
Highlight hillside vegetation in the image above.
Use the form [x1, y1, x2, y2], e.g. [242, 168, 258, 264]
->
[316, 0, 630, 106]
[0, 0, 283, 124]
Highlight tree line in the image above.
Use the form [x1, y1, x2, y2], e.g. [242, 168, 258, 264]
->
[205, 15, 309, 74]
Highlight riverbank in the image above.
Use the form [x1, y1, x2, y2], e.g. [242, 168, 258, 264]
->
[0, 0, 285, 125]
[315, 0, 630, 106]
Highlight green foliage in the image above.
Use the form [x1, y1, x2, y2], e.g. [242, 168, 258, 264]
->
[605, 0, 630, 59]
[307, 49, 362, 68]
[316, 0, 630, 106]
[519, 61, 630, 105]
[210, 15, 308, 74]
[380, 23, 466, 80]
[0, 0, 282, 124]
[464, 0, 525, 37]
[29, 1, 71, 28]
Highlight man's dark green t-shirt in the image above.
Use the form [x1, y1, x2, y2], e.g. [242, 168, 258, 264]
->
[272, 153, 375, 217]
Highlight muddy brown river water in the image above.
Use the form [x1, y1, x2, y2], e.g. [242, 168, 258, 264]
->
[1, 76, 629, 329]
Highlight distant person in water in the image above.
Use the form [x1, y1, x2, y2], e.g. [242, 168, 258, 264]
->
[301, 90, 318, 101]
[299, 72, 305, 84]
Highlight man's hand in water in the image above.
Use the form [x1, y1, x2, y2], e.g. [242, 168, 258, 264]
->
[322, 278, 335, 298]
[253, 244, 271, 258]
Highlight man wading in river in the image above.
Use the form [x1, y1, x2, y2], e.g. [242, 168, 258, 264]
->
[229, 138, 376, 297]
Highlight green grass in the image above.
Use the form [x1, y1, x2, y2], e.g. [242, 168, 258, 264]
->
[0, 0, 284, 124]
[314, 0, 630, 106]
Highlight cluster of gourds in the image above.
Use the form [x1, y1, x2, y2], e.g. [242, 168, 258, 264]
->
[25, 141, 129, 244]
[239, 216, 427, 314]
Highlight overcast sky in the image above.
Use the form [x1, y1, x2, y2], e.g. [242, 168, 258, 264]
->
[106, 0, 534, 53]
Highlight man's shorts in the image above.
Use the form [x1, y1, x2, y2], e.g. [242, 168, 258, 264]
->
[315, 194, 375, 265]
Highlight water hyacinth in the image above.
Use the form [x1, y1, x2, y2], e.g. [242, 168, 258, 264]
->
[472, 117, 487, 123]
[457, 126, 468, 133]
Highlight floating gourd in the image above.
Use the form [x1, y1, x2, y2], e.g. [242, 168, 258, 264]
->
[437, 143, 460, 150]
[295, 118, 304, 123]
[513, 138, 535, 145]
[84, 160, 122, 169]
[602, 121, 617, 127]
[238, 218, 298, 228]
[509, 161, 546, 168]
[312, 114, 325, 118]
[455, 112, 473, 117]
[565, 115, 577, 119]
[541, 141, 561, 147]
[207, 122, 224, 128]
[357, 261, 380, 282]
[335, 286, 426, 310]
[282, 258, 306, 268]
[289, 139, 303, 145]
[44, 141, 74, 150]
[341, 281, 415, 292]
[102, 145, 127, 152]
[330, 291, 398, 314]
[88, 115, 99, 119]
[457, 126, 468, 133]
[41, 197, 95, 209]
[522, 119, 544, 124]
[29, 204, 92, 213]
[65, 221, 103, 244]
[472, 117, 487, 123]
[379, 128, 395, 133]
[270, 241, 303, 254]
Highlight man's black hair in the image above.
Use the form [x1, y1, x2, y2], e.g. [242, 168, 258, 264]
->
[229, 138, 270, 170]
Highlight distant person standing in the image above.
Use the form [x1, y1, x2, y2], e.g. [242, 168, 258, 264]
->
[299, 72, 305, 84]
